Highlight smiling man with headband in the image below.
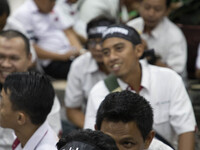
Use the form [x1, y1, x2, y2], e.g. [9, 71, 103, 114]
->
[84, 24, 196, 150]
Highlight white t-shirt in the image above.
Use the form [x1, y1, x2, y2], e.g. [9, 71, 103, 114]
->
[84, 60, 196, 148]
[127, 17, 187, 75]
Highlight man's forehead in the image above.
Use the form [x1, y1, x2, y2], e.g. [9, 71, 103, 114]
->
[0, 36, 26, 50]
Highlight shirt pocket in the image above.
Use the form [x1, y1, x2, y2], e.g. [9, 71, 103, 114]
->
[154, 100, 170, 124]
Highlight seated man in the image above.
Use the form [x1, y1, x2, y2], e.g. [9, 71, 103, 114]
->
[65, 16, 114, 128]
[127, 0, 187, 78]
[0, 72, 58, 149]
[95, 91, 173, 150]
[84, 24, 196, 150]
[56, 129, 119, 150]
[12, 0, 83, 79]
[0, 30, 61, 149]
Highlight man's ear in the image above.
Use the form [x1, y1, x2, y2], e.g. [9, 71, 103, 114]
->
[27, 53, 33, 68]
[144, 130, 155, 149]
[94, 124, 98, 130]
[135, 43, 144, 58]
[17, 112, 26, 125]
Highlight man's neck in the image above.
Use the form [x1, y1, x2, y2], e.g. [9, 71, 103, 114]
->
[143, 25, 154, 35]
[121, 63, 142, 93]
[15, 124, 40, 147]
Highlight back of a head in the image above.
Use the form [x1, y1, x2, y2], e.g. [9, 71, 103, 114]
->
[0, 30, 30, 55]
[56, 129, 119, 150]
[87, 16, 116, 39]
[96, 91, 153, 140]
[3, 72, 55, 125]
[102, 23, 141, 46]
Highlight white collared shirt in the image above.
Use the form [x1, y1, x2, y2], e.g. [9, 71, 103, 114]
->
[84, 59, 196, 148]
[65, 52, 107, 111]
[12, 0, 73, 66]
[15, 122, 58, 150]
[127, 17, 187, 75]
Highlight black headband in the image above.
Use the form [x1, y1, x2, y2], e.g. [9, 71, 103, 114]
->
[102, 24, 141, 45]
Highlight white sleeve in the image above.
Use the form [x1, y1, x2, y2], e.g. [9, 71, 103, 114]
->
[165, 32, 187, 74]
[169, 75, 196, 135]
[65, 61, 84, 108]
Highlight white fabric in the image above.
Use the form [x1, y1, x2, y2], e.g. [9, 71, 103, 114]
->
[149, 138, 173, 150]
[77, 0, 119, 38]
[127, 17, 187, 75]
[3, 17, 37, 62]
[0, 128, 15, 150]
[47, 96, 62, 135]
[195, 43, 200, 69]
[15, 121, 58, 150]
[65, 52, 107, 111]
[12, 0, 73, 66]
[84, 60, 196, 148]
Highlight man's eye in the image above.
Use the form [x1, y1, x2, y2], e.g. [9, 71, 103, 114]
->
[10, 56, 19, 61]
[102, 49, 110, 56]
[122, 141, 135, 148]
[115, 46, 123, 52]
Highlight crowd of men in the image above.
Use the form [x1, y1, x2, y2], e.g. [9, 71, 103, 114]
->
[0, 0, 199, 150]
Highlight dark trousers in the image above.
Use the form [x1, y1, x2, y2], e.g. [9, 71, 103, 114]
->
[43, 60, 72, 79]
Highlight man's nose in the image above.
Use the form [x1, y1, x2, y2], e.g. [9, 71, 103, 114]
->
[0, 59, 12, 67]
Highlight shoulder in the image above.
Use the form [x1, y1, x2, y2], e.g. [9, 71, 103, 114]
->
[164, 18, 185, 41]
[149, 138, 173, 150]
[127, 17, 143, 27]
[70, 52, 92, 69]
[150, 64, 182, 82]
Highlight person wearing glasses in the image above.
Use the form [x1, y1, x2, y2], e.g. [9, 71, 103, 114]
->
[64, 16, 115, 129]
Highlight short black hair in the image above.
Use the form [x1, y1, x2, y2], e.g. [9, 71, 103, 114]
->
[0, 30, 30, 56]
[3, 72, 55, 125]
[57, 129, 119, 150]
[96, 91, 153, 141]
[0, 0, 10, 16]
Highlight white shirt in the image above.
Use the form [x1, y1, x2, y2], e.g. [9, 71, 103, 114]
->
[65, 52, 107, 111]
[149, 138, 173, 150]
[12, 0, 73, 66]
[84, 60, 196, 148]
[196, 43, 200, 69]
[15, 122, 58, 150]
[127, 17, 187, 75]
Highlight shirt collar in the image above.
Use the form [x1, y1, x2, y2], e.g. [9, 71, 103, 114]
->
[21, 121, 49, 150]
[117, 59, 150, 92]
[142, 17, 167, 39]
